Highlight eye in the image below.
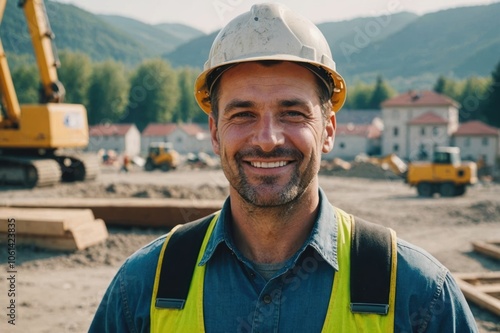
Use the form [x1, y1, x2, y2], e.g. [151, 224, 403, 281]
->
[284, 111, 304, 117]
[229, 111, 255, 120]
[282, 110, 307, 121]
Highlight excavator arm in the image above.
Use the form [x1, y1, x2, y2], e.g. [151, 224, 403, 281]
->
[0, 0, 65, 128]
[0, 0, 21, 127]
[19, 0, 65, 103]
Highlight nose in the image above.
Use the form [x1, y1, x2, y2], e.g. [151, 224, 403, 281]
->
[251, 114, 285, 152]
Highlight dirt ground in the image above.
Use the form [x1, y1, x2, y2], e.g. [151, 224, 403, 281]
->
[1, 166, 499, 332]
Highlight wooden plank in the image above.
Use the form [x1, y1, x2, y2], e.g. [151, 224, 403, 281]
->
[474, 284, 500, 294]
[472, 241, 500, 260]
[454, 271, 500, 281]
[0, 198, 223, 228]
[69, 218, 109, 250]
[0, 219, 108, 251]
[0, 208, 95, 236]
[454, 272, 500, 317]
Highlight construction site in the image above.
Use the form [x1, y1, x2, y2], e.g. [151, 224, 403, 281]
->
[0, 162, 499, 332]
[1, 0, 500, 332]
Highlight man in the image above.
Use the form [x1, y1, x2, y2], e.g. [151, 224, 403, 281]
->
[90, 3, 478, 332]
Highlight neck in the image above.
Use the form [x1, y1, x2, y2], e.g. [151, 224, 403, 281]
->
[229, 185, 320, 264]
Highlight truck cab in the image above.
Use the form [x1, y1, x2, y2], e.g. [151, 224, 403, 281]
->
[407, 147, 477, 197]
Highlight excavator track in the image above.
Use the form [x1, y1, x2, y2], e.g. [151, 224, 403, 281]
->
[54, 153, 100, 182]
[0, 153, 99, 188]
[0, 156, 61, 187]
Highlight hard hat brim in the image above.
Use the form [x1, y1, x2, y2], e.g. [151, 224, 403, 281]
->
[194, 56, 346, 115]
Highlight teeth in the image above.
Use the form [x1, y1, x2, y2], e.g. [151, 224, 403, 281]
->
[251, 161, 288, 168]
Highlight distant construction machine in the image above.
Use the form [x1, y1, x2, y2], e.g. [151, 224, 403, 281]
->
[406, 147, 477, 197]
[144, 142, 180, 172]
[0, 0, 98, 187]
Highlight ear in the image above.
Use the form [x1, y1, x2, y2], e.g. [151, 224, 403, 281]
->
[322, 112, 336, 153]
[209, 114, 220, 155]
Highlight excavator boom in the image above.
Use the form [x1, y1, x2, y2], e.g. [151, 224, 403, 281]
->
[19, 0, 65, 102]
[0, 0, 21, 126]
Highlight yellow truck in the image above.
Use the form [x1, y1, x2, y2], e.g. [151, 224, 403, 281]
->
[407, 147, 477, 197]
[144, 142, 180, 172]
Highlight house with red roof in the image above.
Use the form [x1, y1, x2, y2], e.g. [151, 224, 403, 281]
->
[381, 90, 459, 160]
[380, 90, 500, 167]
[327, 123, 382, 160]
[141, 123, 212, 154]
[325, 109, 383, 160]
[452, 121, 500, 166]
[141, 123, 178, 152]
[88, 123, 140, 157]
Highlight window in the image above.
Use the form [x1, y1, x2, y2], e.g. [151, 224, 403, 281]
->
[420, 127, 425, 136]
[434, 152, 451, 164]
[432, 127, 439, 136]
[393, 143, 399, 152]
[393, 127, 399, 137]
[482, 137, 488, 146]
[339, 142, 345, 149]
[465, 138, 471, 147]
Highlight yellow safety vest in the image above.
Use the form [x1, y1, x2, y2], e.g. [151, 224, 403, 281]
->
[150, 207, 397, 332]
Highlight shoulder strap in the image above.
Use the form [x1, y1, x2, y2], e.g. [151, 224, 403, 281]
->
[350, 216, 393, 315]
[155, 213, 395, 315]
[155, 213, 215, 309]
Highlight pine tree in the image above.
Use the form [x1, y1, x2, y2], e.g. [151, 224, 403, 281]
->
[433, 76, 447, 94]
[481, 60, 500, 127]
[369, 75, 395, 109]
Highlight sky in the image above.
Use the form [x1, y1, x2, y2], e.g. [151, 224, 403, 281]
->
[54, 0, 498, 34]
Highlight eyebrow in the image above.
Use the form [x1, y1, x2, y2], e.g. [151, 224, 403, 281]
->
[223, 99, 255, 114]
[279, 98, 310, 109]
[223, 98, 311, 114]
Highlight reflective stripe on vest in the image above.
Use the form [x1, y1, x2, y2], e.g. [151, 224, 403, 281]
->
[150, 207, 397, 332]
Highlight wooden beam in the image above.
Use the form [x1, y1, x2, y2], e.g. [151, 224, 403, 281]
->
[0, 198, 224, 228]
[1, 219, 108, 251]
[454, 271, 500, 281]
[474, 284, 500, 294]
[454, 272, 500, 317]
[472, 241, 500, 261]
[0, 208, 95, 236]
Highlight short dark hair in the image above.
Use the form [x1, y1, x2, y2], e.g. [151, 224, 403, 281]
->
[208, 61, 333, 123]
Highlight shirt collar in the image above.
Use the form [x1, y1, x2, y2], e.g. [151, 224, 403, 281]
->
[199, 188, 338, 271]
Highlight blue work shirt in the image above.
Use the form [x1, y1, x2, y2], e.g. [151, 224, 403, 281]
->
[89, 189, 478, 332]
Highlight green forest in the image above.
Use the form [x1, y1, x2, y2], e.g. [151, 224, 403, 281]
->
[7, 50, 500, 130]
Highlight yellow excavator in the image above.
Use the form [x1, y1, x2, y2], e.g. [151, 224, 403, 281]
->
[0, 0, 98, 187]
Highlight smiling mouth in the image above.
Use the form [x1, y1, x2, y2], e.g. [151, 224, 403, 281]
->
[250, 161, 289, 168]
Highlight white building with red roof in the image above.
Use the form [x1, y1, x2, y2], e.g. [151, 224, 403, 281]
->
[452, 121, 500, 166]
[381, 90, 459, 160]
[141, 123, 178, 152]
[88, 123, 141, 157]
[141, 123, 212, 154]
[381, 90, 499, 166]
[327, 123, 382, 160]
[327, 110, 382, 160]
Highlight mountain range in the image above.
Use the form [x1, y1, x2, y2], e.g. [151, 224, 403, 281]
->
[2, 1, 499, 89]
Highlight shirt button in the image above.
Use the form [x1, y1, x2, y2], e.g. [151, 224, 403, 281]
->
[263, 294, 272, 304]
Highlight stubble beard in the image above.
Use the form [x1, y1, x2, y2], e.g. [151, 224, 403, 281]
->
[221, 147, 318, 208]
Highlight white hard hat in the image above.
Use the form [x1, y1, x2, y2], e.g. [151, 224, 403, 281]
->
[194, 2, 346, 114]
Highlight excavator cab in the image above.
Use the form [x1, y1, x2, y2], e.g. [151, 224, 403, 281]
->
[0, 0, 98, 187]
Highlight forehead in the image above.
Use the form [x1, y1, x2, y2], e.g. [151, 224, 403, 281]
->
[218, 61, 318, 100]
